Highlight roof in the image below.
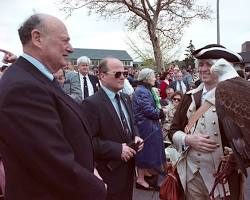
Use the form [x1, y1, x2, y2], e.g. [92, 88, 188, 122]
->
[239, 52, 250, 63]
[69, 48, 133, 61]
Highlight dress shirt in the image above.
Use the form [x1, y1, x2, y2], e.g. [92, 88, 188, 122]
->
[21, 53, 54, 81]
[79, 74, 94, 99]
[101, 84, 131, 131]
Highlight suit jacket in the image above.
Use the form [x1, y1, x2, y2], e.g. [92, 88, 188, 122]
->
[81, 88, 138, 195]
[0, 57, 106, 200]
[169, 80, 189, 92]
[63, 71, 82, 103]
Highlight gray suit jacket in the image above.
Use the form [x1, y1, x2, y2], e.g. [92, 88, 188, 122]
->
[63, 71, 82, 103]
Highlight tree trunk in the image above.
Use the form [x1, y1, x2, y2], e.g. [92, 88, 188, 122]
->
[147, 23, 163, 72]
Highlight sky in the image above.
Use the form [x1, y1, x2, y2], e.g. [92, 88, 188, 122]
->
[1, 0, 250, 64]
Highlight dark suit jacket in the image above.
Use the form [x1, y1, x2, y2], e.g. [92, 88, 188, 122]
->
[81, 88, 138, 195]
[0, 57, 106, 200]
[169, 80, 189, 92]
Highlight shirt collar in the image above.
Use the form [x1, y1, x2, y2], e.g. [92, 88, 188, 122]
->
[21, 53, 54, 81]
[101, 84, 119, 100]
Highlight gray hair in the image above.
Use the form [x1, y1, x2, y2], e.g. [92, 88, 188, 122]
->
[195, 59, 218, 68]
[18, 14, 44, 45]
[77, 56, 91, 66]
[137, 68, 155, 81]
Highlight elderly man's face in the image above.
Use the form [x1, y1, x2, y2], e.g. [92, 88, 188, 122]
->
[100, 58, 125, 93]
[38, 17, 73, 73]
[198, 59, 218, 85]
[79, 63, 89, 76]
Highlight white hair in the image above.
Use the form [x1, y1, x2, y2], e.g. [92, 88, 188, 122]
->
[195, 59, 218, 68]
[137, 68, 155, 81]
[77, 56, 91, 66]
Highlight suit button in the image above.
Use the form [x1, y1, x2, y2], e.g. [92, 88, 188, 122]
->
[214, 132, 218, 136]
[212, 121, 216, 125]
[212, 108, 216, 112]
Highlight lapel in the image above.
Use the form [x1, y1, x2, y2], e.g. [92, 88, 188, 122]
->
[89, 74, 99, 92]
[17, 57, 92, 139]
[98, 88, 128, 140]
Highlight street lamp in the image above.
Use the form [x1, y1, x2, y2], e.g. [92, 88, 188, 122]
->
[217, 0, 220, 44]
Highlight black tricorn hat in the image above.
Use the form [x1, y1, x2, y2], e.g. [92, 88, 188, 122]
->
[192, 44, 243, 63]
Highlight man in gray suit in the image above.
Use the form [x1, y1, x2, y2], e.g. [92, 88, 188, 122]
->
[77, 56, 99, 100]
[53, 69, 82, 103]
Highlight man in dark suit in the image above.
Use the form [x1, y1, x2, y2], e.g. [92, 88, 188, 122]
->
[81, 57, 143, 200]
[76, 56, 99, 100]
[0, 13, 106, 200]
[169, 71, 189, 93]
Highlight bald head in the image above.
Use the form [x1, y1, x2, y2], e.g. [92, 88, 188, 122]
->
[18, 14, 66, 46]
[18, 13, 73, 73]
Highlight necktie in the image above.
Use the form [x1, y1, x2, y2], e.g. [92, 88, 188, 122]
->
[115, 94, 131, 136]
[83, 76, 89, 99]
[178, 80, 183, 93]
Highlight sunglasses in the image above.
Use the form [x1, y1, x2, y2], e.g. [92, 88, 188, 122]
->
[105, 71, 128, 78]
[173, 98, 181, 102]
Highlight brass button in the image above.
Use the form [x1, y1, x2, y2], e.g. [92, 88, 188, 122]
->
[212, 121, 216, 125]
[214, 132, 218, 136]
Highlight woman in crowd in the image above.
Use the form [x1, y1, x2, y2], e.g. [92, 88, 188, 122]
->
[132, 68, 166, 190]
[159, 72, 171, 100]
[162, 91, 183, 141]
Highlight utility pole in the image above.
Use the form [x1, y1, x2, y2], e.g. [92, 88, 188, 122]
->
[217, 0, 220, 44]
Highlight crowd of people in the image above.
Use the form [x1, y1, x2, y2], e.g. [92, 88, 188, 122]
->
[0, 13, 250, 200]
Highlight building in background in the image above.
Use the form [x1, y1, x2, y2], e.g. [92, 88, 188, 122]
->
[69, 48, 133, 68]
[239, 41, 250, 68]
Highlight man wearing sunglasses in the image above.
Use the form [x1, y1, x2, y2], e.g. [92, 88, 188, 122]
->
[81, 57, 143, 200]
[169, 44, 243, 200]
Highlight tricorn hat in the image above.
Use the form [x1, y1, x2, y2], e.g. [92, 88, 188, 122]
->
[192, 44, 243, 63]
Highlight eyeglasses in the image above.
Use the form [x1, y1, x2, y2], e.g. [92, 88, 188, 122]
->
[173, 98, 181, 102]
[105, 71, 128, 78]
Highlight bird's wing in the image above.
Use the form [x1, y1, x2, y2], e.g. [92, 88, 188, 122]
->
[215, 77, 250, 176]
[221, 116, 250, 176]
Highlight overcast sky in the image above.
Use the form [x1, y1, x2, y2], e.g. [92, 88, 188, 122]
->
[1, 0, 250, 63]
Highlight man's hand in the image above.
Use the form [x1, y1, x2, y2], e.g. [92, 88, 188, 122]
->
[134, 136, 144, 152]
[121, 143, 136, 162]
[185, 134, 219, 153]
[0, 48, 17, 64]
[94, 168, 107, 190]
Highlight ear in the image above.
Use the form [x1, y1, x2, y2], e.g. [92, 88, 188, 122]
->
[31, 29, 43, 48]
[99, 72, 105, 80]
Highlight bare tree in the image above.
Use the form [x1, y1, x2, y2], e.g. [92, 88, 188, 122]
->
[125, 32, 181, 69]
[60, 0, 212, 71]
